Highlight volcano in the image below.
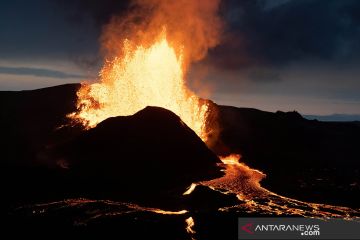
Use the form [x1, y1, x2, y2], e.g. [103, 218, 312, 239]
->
[0, 85, 222, 208]
[1, 83, 360, 207]
[1, 84, 360, 238]
[52, 106, 222, 205]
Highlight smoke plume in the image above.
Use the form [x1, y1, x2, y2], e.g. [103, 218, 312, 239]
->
[100, 0, 223, 72]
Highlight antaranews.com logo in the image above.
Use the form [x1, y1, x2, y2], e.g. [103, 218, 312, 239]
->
[238, 218, 360, 239]
[241, 222, 320, 236]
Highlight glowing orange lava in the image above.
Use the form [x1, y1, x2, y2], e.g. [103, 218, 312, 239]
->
[203, 154, 267, 200]
[69, 31, 210, 141]
[203, 154, 360, 219]
[185, 216, 196, 234]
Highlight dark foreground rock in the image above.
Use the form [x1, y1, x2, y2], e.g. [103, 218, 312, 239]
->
[51, 106, 222, 206]
[0, 106, 222, 210]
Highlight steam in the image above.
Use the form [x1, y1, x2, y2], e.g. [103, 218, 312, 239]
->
[100, 0, 223, 72]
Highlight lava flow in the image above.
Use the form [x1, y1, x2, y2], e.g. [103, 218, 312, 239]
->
[202, 154, 360, 219]
[203, 154, 267, 200]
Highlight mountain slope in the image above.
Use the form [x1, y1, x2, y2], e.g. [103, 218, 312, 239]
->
[51, 106, 222, 204]
[1, 84, 359, 207]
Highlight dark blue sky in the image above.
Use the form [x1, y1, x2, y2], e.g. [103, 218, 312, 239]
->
[1, 0, 360, 116]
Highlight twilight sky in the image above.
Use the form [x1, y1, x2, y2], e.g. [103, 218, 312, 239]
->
[1, 0, 360, 116]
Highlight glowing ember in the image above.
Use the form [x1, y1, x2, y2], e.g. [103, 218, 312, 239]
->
[219, 154, 242, 165]
[185, 216, 196, 234]
[183, 183, 197, 195]
[69, 31, 209, 141]
[151, 209, 188, 215]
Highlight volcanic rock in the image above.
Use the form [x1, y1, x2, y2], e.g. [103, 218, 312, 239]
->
[2, 83, 360, 209]
[213, 105, 360, 207]
[52, 106, 223, 206]
[182, 185, 240, 212]
[0, 84, 81, 166]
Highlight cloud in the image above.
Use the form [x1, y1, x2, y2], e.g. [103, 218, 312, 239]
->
[0, 0, 99, 61]
[261, 0, 295, 11]
[0, 66, 86, 79]
[55, 0, 130, 26]
[206, 0, 360, 70]
[248, 68, 282, 82]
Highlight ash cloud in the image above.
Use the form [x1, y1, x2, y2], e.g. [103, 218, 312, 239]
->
[56, 0, 223, 70]
[99, 0, 223, 70]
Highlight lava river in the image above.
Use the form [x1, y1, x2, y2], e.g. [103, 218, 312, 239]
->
[201, 154, 360, 219]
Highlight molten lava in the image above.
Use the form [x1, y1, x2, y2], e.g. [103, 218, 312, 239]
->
[203, 154, 267, 200]
[68, 0, 223, 142]
[185, 216, 196, 234]
[69, 31, 209, 141]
